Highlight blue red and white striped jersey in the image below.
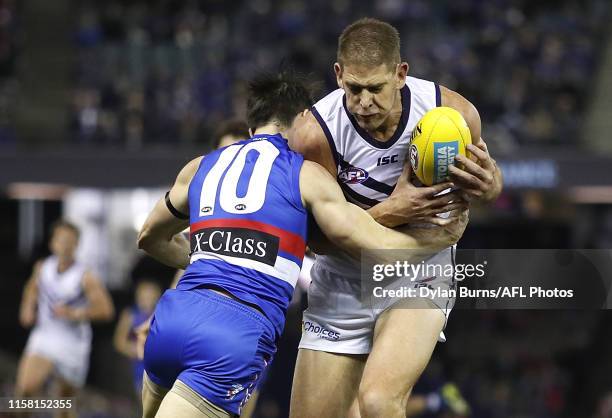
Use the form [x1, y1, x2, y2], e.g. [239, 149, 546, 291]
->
[178, 133, 307, 338]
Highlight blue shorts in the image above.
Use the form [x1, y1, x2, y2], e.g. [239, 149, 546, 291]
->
[143, 288, 276, 416]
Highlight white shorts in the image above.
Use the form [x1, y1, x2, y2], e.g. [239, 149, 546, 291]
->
[25, 327, 91, 388]
[299, 250, 456, 355]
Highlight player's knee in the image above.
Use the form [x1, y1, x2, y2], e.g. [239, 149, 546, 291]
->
[15, 379, 42, 397]
[358, 382, 411, 418]
[358, 386, 391, 417]
[57, 381, 77, 397]
[289, 399, 326, 418]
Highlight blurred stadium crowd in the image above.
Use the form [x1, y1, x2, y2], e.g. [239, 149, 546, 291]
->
[0, 0, 17, 145]
[436, 310, 610, 418]
[67, 0, 610, 149]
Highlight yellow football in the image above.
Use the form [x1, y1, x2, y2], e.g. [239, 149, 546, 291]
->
[409, 107, 472, 186]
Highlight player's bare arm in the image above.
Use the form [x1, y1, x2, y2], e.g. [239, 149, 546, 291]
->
[289, 111, 345, 254]
[441, 86, 503, 202]
[170, 269, 183, 289]
[137, 157, 202, 269]
[288, 110, 337, 176]
[113, 309, 138, 359]
[82, 272, 115, 321]
[300, 160, 467, 260]
[19, 260, 42, 328]
[54, 271, 115, 322]
[135, 316, 152, 360]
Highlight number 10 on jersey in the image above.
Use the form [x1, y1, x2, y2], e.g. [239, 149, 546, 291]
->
[199, 141, 280, 217]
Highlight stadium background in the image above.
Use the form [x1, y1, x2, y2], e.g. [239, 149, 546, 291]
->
[1, 0, 612, 417]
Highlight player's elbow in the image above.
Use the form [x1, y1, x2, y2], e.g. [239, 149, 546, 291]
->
[99, 299, 115, 322]
[137, 225, 154, 252]
[138, 221, 174, 253]
[327, 227, 356, 254]
[112, 333, 123, 352]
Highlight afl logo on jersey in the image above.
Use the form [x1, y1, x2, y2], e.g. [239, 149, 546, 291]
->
[338, 167, 369, 184]
[409, 144, 419, 171]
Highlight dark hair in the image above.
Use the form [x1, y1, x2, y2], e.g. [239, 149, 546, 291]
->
[213, 119, 250, 148]
[337, 18, 401, 69]
[246, 71, 314, 131]
[135, 276, 162, 289]
[50, 220, 80, 240]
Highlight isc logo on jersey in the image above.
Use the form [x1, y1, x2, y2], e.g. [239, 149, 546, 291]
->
[338, 167, 369, 184]
[409, 107, 472, 185]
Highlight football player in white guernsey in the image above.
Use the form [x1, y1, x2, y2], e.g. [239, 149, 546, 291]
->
[16, 220, 114, 418]
[288, 18, 503, 418]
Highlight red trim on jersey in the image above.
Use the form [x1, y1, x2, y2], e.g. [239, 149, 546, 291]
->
[190, 219, 306, 260]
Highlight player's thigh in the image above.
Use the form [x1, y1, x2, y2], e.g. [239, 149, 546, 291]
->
[239, 389, 259, 418]
[51, 378, 78, 418]
[156, 381, 233, 418]
[290, 348, 365, 418]
[361, 299, 445, 403]
[142, 371, 170, 418]
[15, 353, 54, 395]
[55, 377, 77, 397]
[155, 391, 207, 418]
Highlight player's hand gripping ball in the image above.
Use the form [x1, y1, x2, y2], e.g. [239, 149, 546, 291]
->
[409, 107, 471, 186]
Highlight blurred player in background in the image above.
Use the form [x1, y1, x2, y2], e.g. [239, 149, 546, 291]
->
[16, 220, 115, 418]
[289, 18, 501, 418]
[406, 383, 470, 417]
[113, 278, 162, 395]
[137, 71, 467, 418]
[213, 119, 250, 150]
